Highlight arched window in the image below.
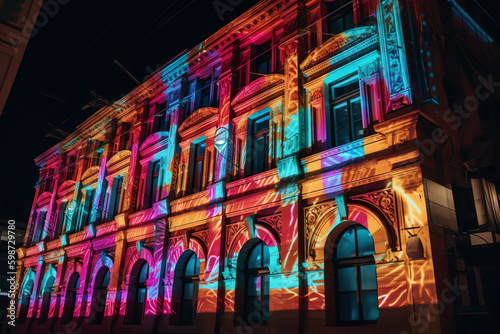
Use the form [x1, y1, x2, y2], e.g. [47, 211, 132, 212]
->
[90, 267, 110, 324]
[38, 275, 56, 323]
[243, 240, 270, 325]
[18, 279, 34, 323]
[62, 272, 80, 323]
[131, 262, 149, 325]
[335, 225, 379, 323]
[180, 252, 200, 325]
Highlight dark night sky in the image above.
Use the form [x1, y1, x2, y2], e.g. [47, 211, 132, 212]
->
[0, 0, 499, 224]
[0, 0, 261, 223]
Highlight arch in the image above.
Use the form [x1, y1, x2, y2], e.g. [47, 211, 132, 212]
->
[18, 268, 36, 323]
[226, 223, 280, 274]
[39, 264, 57, 298]
[234, 238, 271, 326]
[170, 250, 202, 325]
[38, 265, 57, 323]
[310, 203, 396, 263]
[123, 246, 154, 285]
[62, 271, 80, 323]
[89, 255, 113, 289]
[324, 223, 379, 325]
[88, 265, 111, 325]
[166, 238, 207, 283]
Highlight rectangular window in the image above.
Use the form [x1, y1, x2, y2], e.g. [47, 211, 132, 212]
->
[329, 78, 363, 147]
[110, 177, 123, 219]
[255, 41, 272, 76]
[148, 161, 161, 207]
[250, 115, 270, 175]
[55, 202, 68, 235]
[326, 0, 354, 36]
[191, 142, 206, 194]
[32, 211, 47, 243]
[121, 123, 131, 151]
[85, 190, 95, 226]
[199, 77, 212, 109]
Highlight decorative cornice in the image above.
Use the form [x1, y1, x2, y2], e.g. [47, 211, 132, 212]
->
[300, 25, 378, 71]
[232, 74, 285, 108]
[139, 132, 169, 158]
[80, 166, 100, 182]
[57, 180, 76, 197]
[179, 107, 219, 134]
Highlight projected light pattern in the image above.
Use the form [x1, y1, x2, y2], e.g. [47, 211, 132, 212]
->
[12, 1, 456, 333]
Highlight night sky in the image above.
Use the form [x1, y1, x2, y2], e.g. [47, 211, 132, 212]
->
[0, 0, 261, 223]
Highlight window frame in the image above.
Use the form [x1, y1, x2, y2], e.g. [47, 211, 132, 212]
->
[327, 76, 364, 148]
[243, 241, 270, 326]
[334, 225, 379, 325]
[179, 253, 200, 325]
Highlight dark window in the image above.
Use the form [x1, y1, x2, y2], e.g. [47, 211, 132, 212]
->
[33, 211, 47, 243]
[244, 241, 270, 325]
[90, 268, 110, 325]
[147, 161, 161, 208]
[66, 156, 76, 180]
[132, 263, 149, 325]
[94, 150, 103, 166]
[326, 0, 355, 36]
[255, 42, 272, 76]
[329, 78, 363, 147]
[335, 225, 379, 323]
[180, 253, 200, 325]
[85, 190, 96, 226]
[109, 177, 123, 220]
[191, 142, 206, 194]
[55, 202, 68, 236]
[38, 276, 56, 324]
[250, 115, 270, 175]
[200, 77, 212, 109]
[62, 273, 80, 323]
[121, 123, 131, 151]
[18, 279, 34, 323]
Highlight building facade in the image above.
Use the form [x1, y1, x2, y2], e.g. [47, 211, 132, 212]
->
[11, 0, 500, 333]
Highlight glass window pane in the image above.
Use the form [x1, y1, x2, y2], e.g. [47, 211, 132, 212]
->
[362, 291, 379, 320]
[337, 228, 356, 258]
[345, 11, 354, 29]
[360, 265, 377, 290]
[247, 276, 260, 297]
[338, 267, 357, 292]
[139, 264, 148, 283]
[185, 254, 195, 276]
[183, 282, 194, 299]
[137, 287, 146, 303]
[102, 270, 110, 287]
[248, 244, 262, 269]
[339, 292, 359, 321]
[334, 103, 350, 146]
[329, 18, 343, 35]
[350, 98, 363, 140]
[356, 227, 375, 256]
[262, 245, 270, 266]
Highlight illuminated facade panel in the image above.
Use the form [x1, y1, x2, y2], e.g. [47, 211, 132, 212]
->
[11, 0, 500, 333]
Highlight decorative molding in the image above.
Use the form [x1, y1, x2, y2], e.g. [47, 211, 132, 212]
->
[309, 86, 324, 102]
[351, 188, 396, 225]
[257, 215, 282, 238]
[300, 25, 377, 70]
[231, 74, 285, 108]
[359, 60, 379, 81]
[81, 166, 100, 182]
[225, 223, 242, 256]
[139, 131, 169, 157]
[178, 107, 218, 134]
[106, 150, 131, 170]
[192, 229, 209, 248]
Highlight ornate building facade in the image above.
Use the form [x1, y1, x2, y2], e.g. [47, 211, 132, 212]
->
[11, 0, 500, 333]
